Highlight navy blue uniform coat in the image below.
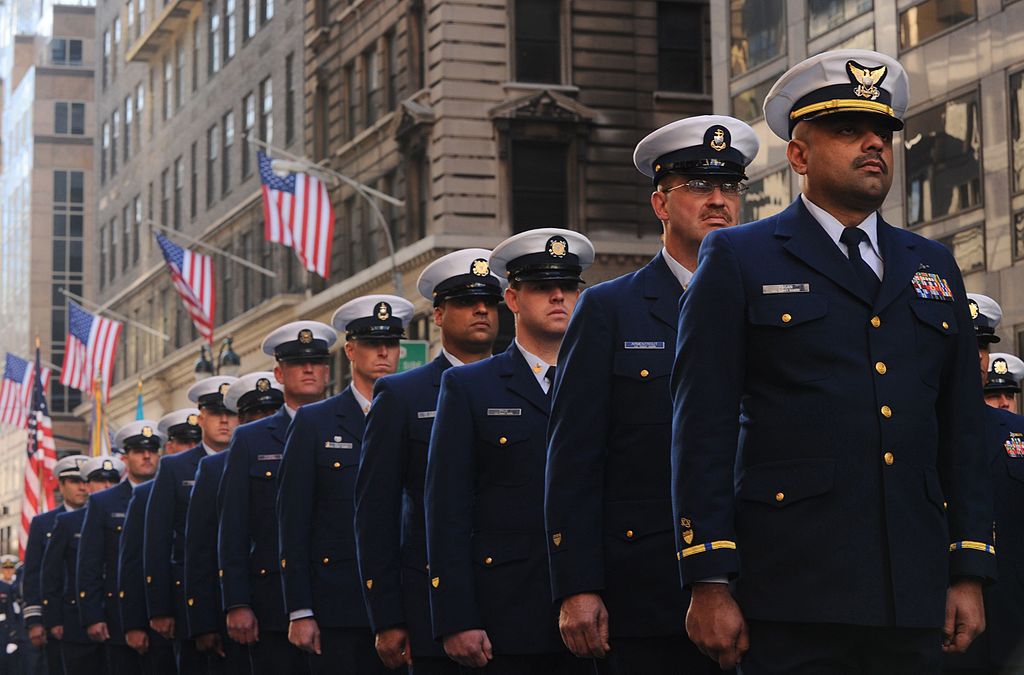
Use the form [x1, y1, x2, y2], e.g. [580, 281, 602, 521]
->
[118, 480, 152, 633]
[546, 253, 688, 637]
[671, 199, 995, 628]
[76, 480, 132, 643]
[218, 408, 290, 631]
[355, 354, 451, 658]
[424, 345, 562, 654]
[22, 505, 65, 628]
[41, 509, 89, 643]
[184, 450, 228, 638]
[276, 386, 368, 628]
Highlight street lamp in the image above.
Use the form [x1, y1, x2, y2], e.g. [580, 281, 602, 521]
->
[194, 345, 214, 380]
[193, 337, 241, 380]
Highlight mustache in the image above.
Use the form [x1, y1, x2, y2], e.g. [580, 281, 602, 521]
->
[701, 207, 734, 224]
[854, 154, 888, 174]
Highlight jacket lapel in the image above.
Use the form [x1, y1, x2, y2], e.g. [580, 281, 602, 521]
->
[266, 407, 290, 446]
[335, 386, 366, 442]
[873, 219, 923, 315]
[644, 254, 684, 332]
[432, 353, 451, 389]
[500, 345, 550, 415]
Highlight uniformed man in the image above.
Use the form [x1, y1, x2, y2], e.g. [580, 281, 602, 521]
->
[144, 376, 238, 673]
[545, 115, 757, 673]
[984, 353, 1023, 412]
[355, 249, 504, 673]
[185, 372, 283, 675]
[42, 456, 124, 674]
[0, 567, 20, 675]
[1, 554, 27, 675]
[424, 229, 594, 673]
[671, 48, 994, 672]
[24, 454, 88, 675]
[120, 409, 196, 675]
[220, 322, 334, 675]
[77, 422, 163, 675]
[277, 295, 413, 673]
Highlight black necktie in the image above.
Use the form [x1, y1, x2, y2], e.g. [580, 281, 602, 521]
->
[840, 227, 881, 300]
[545, 366, 556, 395]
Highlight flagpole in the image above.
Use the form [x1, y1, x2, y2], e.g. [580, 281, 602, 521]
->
[249, 136, 403, 295]
[34, 338, 46, 510]
[151, 224, 277, 278]
[58, 288, 170, 341]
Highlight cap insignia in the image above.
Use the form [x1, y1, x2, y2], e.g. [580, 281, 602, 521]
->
[994, 359, 1009, 375]
[298, 328, 314, 344]
[710, 128, 727, 152]
[546, 236, 568, 258]
[256, 377, 271, 392]
[102, 460, 113, 471]
[219, 383, 231, 396]
[846, 60, 886, 101]
[471, 258, 490, 277]
[186, 414, 199, 426]
[969, 300, 979, 320]
[142, 426, 153, 438]
[376, 302, 391, 321]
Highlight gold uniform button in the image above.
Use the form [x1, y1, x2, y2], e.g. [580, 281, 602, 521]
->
[775, 492, 785, 502]
[219, 569, 224, 578]
[942, 321, 949, 330]
[332, 462, 341, 469]
[116, 525, 122, 531]
[265, 471, 273, 477]
[146, 576, 152, 584]
[259, 568, 267, 577]
[781, 313, 792, 323]
[281, 559, 287, 569]
[119, 591, 125, 599]
[42, 600, 48, 606]
[875, 362, 887, 375]
[107, 592, 113, 598]
[883, 452, 894, 466]
[322, 557, 330, 565]
[639, 369, 649, 378]
[499, 437, 508, 445]
[870, 316, 881, 328]
[880, 405, 892, 418]
[175, 580, 182, 587]
[187, 598, 194, 607]
[625, 530, 634, 539]
[484, 556, 493, 566]
[80, 591, 86, 598]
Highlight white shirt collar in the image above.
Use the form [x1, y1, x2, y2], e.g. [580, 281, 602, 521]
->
[800, 194, 881, 259]
[350, 384, 372, 416]
[64, 502, 82, 512]
[127, 478, 143, 488]
[201, 442, 218, 457]
[283, 404, 297, 419]
[441, 347, 465, 368]
[661, 248, 693, 290]
[514, 339, 556, 394]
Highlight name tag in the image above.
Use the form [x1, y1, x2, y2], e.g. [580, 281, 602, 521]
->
[257, 454, 283, 461]
[624, 341, 665, 350]
[487, 408, 521, 416]
[181, 480, 195, 487]
[417, 410, 436, 419]
[73, 533, 81, 538]
[111, 513, 125, 519]
[324, 441, 353, 449]
[762, 283, 810, 294]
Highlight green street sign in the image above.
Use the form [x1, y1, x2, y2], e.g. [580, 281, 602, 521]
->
[398, 340, 429, 372]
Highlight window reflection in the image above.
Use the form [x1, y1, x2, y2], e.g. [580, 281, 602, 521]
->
[1010, 71, 1024, 193]
[731, 80, 772, 123]
[904, 91, 982, 226]
[1014, 211, 1024, 260]
[808, 0, 872, 39]
[740, 168, 790, 224]
[899, 0, 976, 50]
[730, 0, 785, 77]
[937, 225, 985, 274]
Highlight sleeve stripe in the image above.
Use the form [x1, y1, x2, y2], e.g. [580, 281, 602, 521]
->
[949, 541, 995, 554]
[679, 540, 737, 559]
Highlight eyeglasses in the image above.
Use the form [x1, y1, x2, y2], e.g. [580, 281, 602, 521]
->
[661, 179, 749, 196]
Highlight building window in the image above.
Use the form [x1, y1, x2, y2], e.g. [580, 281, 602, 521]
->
[313, 83, 329, 161]
[133, 195, 141, 262]
[899, 0, 976, 50]
[99, 223, 107, 289]
[730, 0, 785, 77]
[222, 111, 234, 195]
[162, 55, 172, 120]
[285, 52, 295, 144]
[904, 90, 982, 226]
[111, 110, 120, 176]
[176, 39, 185, 109]
[657, 2, 709, 93]
[103, 30, 110, 88]
[242, 92, 255, 177]
[937, 225, 985, 275]
[207, 125, 218, 207]
[209, 3, 222, 75]
[345, 62, 357, 140]
[364, 47, 381, 126]
[244, 0, 256, 39]
[261, 0, 273, 24]
[112, 17, 121, 80]
[110, 217, 119, 283]
[137, 0, 146, 36]
[193, 18, 201, 91]
[834, 27, 874, 50]
[190, 142, 199, 219]
[102, 122, 110, 183]
[513, 0, 561, 83]
[52, 170, 84, 413]
[124, 96, 133, 160]
[1014, 210, 1024, 260]
[808, 0, 872, 39]
[386, 31, 399, 109]
[174, 157, 184, 229]
[220, 243, 233, 322]
[732, 80, 773, 123]
[241, 231, 253, 310]
[161, 167, 170, 228]
[740, 167, 790, 223]
[122, 205, 132, 271]
[54, 102, 86, 134]
[1010, 70, 1024, 194]
[225, 0, 237, 61]
[260, 77, 273, 144]
[136, 82, 145, 148]
[511, 140, 567, 233]
[51, 38, 83, 65]
[127, 0, 135, 38]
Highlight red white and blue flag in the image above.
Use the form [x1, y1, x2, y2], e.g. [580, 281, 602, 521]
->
[0, 353, 50, 428]
[156, 233, 216, 344]
[60, 301, 122, 403]
[259, 151, 335, 279]
[20, 346, 58, 555]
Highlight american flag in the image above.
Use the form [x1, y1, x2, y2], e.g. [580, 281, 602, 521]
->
[259, 151, 335, 279]
[0, 353, 51, 428]
[20, 346, 58, 555]
[156, 233, 216, 344]
[60, 301, 123, 403]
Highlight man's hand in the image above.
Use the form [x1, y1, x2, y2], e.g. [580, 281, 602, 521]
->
[442, 629, 492, 668]
[125, 629, 150, 655]
[28, 624, 46, 648]
[288, 618, 321, 655]
[196, 632, 225, 657]
[149, 616, 175, 640]
[558, 592, 611, 658]
[375, 627, 413, 669]
[226, 607, 260, 645]
[86, 621, 110, 642]
[49, 626, 63, 641]
[943, 578, 985, 654]
[686, 583, 749, 669]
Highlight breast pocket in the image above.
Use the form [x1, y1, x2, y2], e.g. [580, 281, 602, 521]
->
[478, 422, 536, 487]
[909, 301, 957, 390]
[748, 294, 832, 383]
[249, 461, 279, 504]
[611, 351, 673, 425]
[314, 446, 361, 497]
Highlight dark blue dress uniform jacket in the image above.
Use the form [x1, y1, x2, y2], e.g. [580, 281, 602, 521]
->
[23, 505, 65, 628]
[76, 480, 132, 643]
[184, 451, 228, 638]
[671, 199, 995, 628]
[355, 354, 451, 658]
[41, 508, 89, 643]
[277, 386, 367, 628]
[424, 345, 562, 654]
[219, 408, 290, 632]
[546, 253, 688, 637]
[119, 480, 152, 633]
[946, 406, 1024, 669]
[144, 445, 206, 625]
